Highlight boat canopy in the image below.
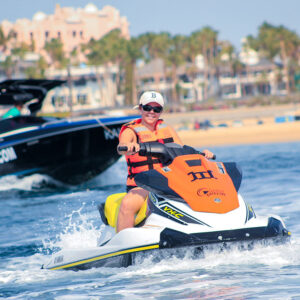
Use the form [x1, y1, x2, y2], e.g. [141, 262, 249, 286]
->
[0, 79, 66, 113]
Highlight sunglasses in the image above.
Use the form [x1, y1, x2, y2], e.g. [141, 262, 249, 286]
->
[142, 105, 163, 113]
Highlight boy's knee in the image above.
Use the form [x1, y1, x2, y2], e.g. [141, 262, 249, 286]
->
[120, 192, 145, 214]
[119, 196, 133, 213]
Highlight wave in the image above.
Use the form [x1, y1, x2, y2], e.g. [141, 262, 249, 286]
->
[0, 173, 69, 192]
[2, 237, 300, 299]
[0, 159, 127, 194]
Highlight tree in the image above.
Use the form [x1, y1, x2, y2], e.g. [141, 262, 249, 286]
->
[1, 55, 14, 79]
[101, 29, 128, 105]
[137, 32, 172, 93]
[219, 41, 236, 75]
[165, 35, 187, 103]
[11, 42, 30, 76]
[44, 38, 67, 69]
[0, 26, 15, 53]
[24, 55, 48, 79]
[138, 32, 171, 61]
[83, 38, 107, 105]
[188, 27, 219, 100]
[124, 37, 143, 105]
[247, 22, 300, 94]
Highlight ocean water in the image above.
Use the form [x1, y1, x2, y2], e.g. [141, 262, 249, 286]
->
[1, 142, 300, 299]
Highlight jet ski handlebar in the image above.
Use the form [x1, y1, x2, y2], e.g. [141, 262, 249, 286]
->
[118, 142, 215, 164]
[117, 146, 130, 152]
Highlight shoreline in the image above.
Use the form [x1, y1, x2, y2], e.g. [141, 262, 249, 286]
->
[177, 121, 300, 147]
[161, 104, 300, 147]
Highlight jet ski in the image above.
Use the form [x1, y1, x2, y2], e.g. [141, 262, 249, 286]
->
[43, 142, 290, 270]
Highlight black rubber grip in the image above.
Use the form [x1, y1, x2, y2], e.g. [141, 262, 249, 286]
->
[118, 146, 128, 152]
[200, 152, 216, 160]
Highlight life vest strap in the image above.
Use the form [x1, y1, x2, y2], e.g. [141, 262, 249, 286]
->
[159, 137, 174, 143]
[127, 158, 160, 168]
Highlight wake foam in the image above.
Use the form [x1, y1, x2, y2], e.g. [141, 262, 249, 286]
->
[0, 173, 69, 191]
[43, 206, 100, 252]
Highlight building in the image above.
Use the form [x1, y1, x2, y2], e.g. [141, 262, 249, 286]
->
[42, 64, 123, 113]
[0, 3, 129, 57]
[0, 3, 130, 112]
[136, 55, 288, 104]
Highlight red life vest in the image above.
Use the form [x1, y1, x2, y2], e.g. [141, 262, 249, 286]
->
[120, 118, 178, 187]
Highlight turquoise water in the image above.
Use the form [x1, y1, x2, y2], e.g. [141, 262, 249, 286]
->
[1, 142, 300, 299]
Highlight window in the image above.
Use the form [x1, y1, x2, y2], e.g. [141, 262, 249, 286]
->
[45, 31, 49, 39]
[57, 31, 61, 39]
[30, 32, 34, 39]
[77, 94, 87, 105]
[73, 31, 76, 38]
[52, 95, 66, 107]
[222, 84, 236, 95]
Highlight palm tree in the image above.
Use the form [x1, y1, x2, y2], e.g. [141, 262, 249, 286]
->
[83, 38, 106, 105]
[101, 29, 128, 106]
[44, 38, 67, 69]
[11, 42, 30, 76]
[165, 35, 187, 103]
[1, 55, 14, 79]
[84, 31, 125, 107]
[137, 32, 172, 92]
[247, 22, 300, 94]
[24, 54, 48, 79]
[124, 37, 143, 105]
[138, 32, 171, 61]
[189, 27, 219, 100]
[186, 32, 202, 101]
[219, 41, 235, 75]
[0, 26, 15, 53]
[232, 59, 246, 97]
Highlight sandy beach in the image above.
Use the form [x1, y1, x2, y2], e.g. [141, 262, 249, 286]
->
[162, 104, 300, 147]
[176, 121, 300, 147]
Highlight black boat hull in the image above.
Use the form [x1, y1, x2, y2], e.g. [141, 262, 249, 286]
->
[0, 116, 136, 184]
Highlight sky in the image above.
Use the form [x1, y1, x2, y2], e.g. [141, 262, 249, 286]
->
[0, 0, 299, 50]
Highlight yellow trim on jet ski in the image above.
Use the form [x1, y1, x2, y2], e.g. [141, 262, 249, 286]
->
[50, 244, 159, 270]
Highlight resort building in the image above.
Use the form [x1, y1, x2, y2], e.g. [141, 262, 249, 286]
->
[137, 55, 288, 105]
[0, 3, 129, 112]
[0, 3, 129, 56]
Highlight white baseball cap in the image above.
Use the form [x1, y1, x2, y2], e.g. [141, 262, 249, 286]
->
[134, 91, 164, 109]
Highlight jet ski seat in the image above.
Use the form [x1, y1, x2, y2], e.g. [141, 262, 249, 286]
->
[98, 193, 148, 231]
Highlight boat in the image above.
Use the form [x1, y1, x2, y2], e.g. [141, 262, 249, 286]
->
[43, 142, 290, 270]
[0, 79, 137, 184]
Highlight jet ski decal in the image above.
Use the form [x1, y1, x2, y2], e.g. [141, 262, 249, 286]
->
[245, 203, 256, 223]
[49, 244, 159, 270]
[104, 127, 121, 140]
[159, 203, 211, 226]
[188, 170, 216, 181]
[0, 147, 17, 164]
[162, 206, 183, 219]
